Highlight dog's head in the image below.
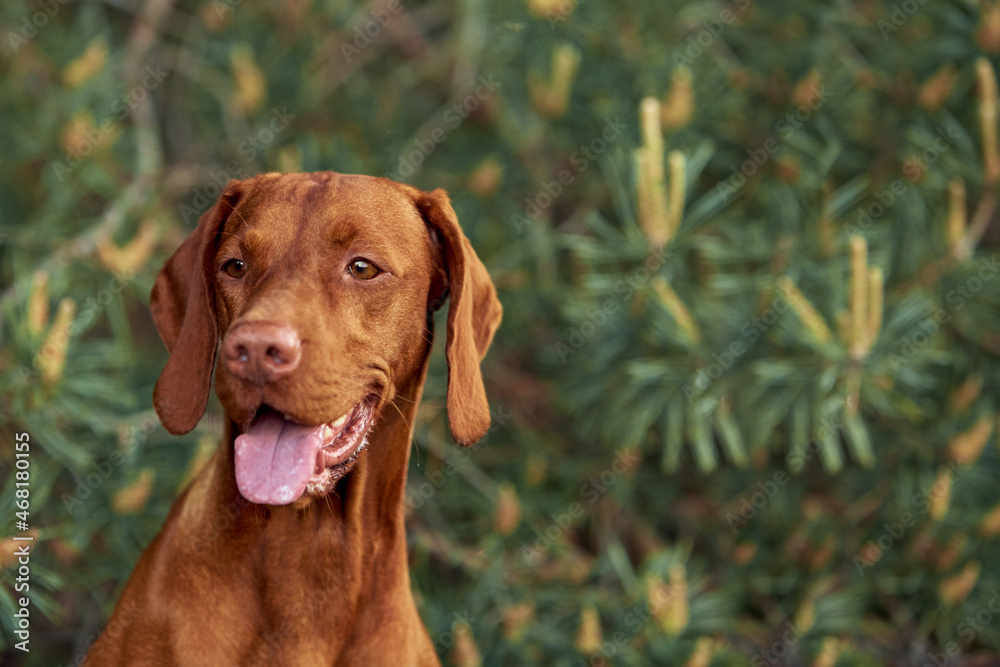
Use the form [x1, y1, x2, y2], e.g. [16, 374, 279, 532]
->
[150, 172, 501, 505]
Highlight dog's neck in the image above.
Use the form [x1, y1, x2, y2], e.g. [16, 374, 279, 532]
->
[196, 355, 434, 658]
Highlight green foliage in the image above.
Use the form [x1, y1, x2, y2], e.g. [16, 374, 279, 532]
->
[2, 0, 1000, 664]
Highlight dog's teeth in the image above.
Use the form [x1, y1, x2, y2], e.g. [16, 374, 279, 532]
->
[333, 414, 348, 428]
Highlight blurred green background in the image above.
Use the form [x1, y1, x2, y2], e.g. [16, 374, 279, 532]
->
[3, 0, 1000, 664]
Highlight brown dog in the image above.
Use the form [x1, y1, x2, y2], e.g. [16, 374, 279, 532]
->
[85, 172, 501, 665]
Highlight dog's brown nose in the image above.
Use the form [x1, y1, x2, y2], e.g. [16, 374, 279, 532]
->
[223, 322, 302, 384]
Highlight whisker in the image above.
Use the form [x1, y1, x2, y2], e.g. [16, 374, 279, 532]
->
[218, 204, 253, 240]
[388, 399, 411, 431]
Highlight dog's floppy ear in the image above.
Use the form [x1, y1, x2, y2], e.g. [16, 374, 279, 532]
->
[151, 182, 243, 435]
[417, 189, 502, 446]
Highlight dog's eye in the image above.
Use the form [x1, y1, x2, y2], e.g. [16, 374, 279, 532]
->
[348, 258, 380, 280]
[223, 259, 246, 278]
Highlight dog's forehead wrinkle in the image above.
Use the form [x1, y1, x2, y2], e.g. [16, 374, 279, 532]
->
[316, 176, 422, 230]
[236, 187, 424, 261]
[241, 227, 285, 259]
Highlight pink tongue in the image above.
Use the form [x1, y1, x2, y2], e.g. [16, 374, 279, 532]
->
[234, 411, 323, 505]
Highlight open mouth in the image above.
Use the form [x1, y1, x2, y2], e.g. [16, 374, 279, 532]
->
[233, 398, 377, 505]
